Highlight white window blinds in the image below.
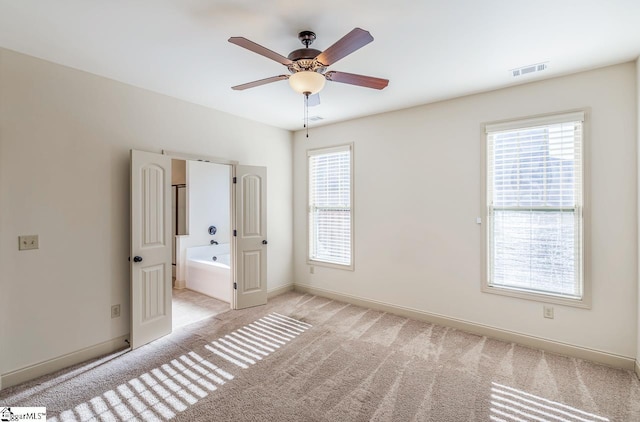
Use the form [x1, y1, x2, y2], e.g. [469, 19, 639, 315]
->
[486, 112, 584, 299]
[308, 145, 352, 266]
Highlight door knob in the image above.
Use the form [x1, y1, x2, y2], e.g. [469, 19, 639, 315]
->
[133, 256, 143, 263]
[262, 240, 268, 245]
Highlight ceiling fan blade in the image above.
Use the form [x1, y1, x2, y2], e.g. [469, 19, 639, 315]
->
[231, 75, 289, 90]
[228, 37, 293, 66]
[325, 71, 389, 90]
[307, 93, 321, 107]
[315, 28, 374, 66]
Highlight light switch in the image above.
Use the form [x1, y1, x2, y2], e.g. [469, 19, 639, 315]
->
[19, 235, 39, 250]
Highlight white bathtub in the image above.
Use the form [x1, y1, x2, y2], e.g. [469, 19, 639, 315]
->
[186, 244, 231, 303]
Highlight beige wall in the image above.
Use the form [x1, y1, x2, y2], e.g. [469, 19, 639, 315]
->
[0, 48, 293, 376]
[171, 159, 186, 185]
[293, 62, 638, 358]
[637, 56, 640, 365]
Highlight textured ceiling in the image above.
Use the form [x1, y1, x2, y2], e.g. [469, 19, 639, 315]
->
[1, 1, 639, 130]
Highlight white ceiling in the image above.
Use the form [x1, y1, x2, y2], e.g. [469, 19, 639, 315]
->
[1, 1, 639, 131]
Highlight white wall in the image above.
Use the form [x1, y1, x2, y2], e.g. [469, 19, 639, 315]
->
[637, 56, 640, 366]
[0, 48, 293, 376]
[294, 62, 638, 358]
[187, 160, 231, 246]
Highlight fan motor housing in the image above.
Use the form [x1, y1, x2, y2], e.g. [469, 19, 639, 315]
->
[287, 48, 322, 61]
[287, 49, 326, 74]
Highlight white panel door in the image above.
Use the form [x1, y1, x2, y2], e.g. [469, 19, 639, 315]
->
[234, 165, 267, 309]
[130, 150, 172, 349]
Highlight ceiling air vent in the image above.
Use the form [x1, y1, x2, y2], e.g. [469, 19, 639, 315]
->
[511, 62, 548, 78]
[308, 116, 324, 122]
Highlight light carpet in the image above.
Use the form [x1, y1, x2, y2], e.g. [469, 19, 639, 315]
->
[1, 291, 639, 421]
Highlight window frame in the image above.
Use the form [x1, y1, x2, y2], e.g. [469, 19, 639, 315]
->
[480, 110, 591, 308]
[307, 143, 354, 271]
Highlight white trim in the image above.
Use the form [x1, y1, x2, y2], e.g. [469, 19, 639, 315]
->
[267, 283, 294, 299]
[293, 284, 634, 370]
[174, 279, 186, 289]
[481, 109, 591, 308]
[306, 143, 355, 271]
[635, 360, 640, 380]
[485, 111, 585, 133]
[480, 284, 590, 308]
[162, 150, 239, 165]
[0, 335, 129, 391]
[307, 144, 351, 156]
[307, 259, 355, 271]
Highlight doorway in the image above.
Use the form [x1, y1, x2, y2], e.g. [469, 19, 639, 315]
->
[171, 158, 232, 328]
[130, 149, 268, 349]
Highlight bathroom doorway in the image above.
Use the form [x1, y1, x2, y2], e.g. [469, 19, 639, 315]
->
[171, 158, 232, 328]
[130, 149, 268, 349]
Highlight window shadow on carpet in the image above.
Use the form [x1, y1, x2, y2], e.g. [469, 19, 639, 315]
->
[47, 313, 311, 421]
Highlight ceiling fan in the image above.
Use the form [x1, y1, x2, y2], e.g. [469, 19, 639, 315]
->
[228, 28, 389, 105]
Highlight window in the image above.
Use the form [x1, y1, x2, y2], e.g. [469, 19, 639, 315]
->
[482, 111, 587, 306]
[308, 144, 353, 269]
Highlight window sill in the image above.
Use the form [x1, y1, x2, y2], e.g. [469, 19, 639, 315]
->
[307, 259, 354, 272]
[481, 284, 591, 309]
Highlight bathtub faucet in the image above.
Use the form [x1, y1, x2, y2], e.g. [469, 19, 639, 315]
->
[210, 240, 219, 245]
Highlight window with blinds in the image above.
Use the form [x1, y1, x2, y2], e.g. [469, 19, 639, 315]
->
[308, 145, 353, 268]
[484, 112, 585, 302]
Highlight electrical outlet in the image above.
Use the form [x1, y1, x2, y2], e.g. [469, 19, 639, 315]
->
[543, 306, 554, 319]
[18, 235, 39, 250]
[310, 266, 315, 274]
[111, 304, 121, 319]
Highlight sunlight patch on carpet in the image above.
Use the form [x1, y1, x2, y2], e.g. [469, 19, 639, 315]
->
[490, 382, 609, 422]
[47, 313, 311, 421]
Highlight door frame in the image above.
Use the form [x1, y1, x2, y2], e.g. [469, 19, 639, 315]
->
[163, 150, 238, 166]
[162, 150, 242, 309]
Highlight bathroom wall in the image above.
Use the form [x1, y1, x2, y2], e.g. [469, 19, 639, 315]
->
[171, 159, 186, 185]
[171, 159, 187, 280]
[187, 160, 231, 246]
[174, 160, 231, 289]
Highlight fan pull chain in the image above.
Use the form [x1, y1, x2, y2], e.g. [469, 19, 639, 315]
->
[304, 92, 309, 138]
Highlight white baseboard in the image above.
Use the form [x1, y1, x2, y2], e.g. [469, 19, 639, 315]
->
[294, 284, 635, 371]
[174, 279, 186, 289]
[0, 335, 129, 391]
[268, 283, 294, 299]
[635, 360, 640, 380]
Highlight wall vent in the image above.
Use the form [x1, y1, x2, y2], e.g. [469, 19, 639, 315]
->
[511, 62, 548, 78]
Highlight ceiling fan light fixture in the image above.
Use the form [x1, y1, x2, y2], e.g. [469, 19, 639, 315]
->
[288, 71, 326, 95]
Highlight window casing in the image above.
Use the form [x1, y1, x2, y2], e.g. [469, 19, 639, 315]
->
[308, 144, 353, 269]
[482, 111, 588, 307]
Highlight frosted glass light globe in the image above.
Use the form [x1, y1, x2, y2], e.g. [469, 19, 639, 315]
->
[289, 71, 326, 95]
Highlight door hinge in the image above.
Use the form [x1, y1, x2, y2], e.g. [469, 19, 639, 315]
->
[233, 229, 237, 237]
[233, 177, 237, 184]
[234, 282, 237, 290]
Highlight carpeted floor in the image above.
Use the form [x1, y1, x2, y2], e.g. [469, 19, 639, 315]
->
[1, 291, 639, 421]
